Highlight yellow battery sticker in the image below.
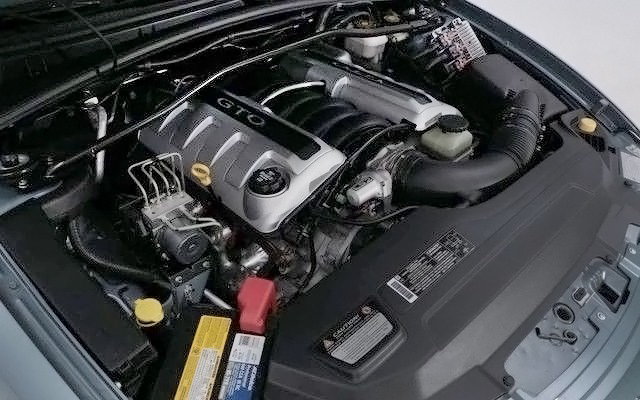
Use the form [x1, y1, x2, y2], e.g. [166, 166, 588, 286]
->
[174, 316, 232, 400]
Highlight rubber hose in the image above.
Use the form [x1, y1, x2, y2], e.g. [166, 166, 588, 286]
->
[68, 216, 171, 289]
[394, 90, 542, 203]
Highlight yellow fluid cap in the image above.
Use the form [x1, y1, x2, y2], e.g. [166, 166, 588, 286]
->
[134, 298, 164, 327]
[191, 162, 212, 186]
[578, 117, 597, 134]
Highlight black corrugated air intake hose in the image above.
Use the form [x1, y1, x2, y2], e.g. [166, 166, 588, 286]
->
[68, 216, 171, 290]
[393, 90, 542, 204]
[255, 86, 390, 155]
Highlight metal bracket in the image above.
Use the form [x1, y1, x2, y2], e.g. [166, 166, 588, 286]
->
[169, 258, 213, 315]
[618, 224, 640, 278]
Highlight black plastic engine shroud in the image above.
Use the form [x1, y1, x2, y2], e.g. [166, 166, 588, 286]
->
[265, 119, 639, 399]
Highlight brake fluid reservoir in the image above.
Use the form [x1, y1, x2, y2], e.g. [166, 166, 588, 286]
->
[420, 115, 473, 160]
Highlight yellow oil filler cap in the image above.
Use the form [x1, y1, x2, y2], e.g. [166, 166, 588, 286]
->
[578, 117, 597, 135]
[191, 162, 212, 186]
[134, 298, 164, 327]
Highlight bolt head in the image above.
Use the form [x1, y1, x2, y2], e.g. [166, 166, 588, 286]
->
[502, 375, 515, 387]
[174, 276, 183, 284]
[597, 312, 606, 321]
[631, 248, 637, 255]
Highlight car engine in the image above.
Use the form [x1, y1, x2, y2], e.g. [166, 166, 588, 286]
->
[122, 35, 550, 303]
[130, 46, 485, 296]
[0, 3, 599, 399]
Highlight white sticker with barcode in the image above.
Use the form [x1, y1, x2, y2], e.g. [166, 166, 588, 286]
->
[387, 229, 475, 303]
[228, 334, 265, 365]
[218, 334, 266, 400]
[387, 277, 418, 303]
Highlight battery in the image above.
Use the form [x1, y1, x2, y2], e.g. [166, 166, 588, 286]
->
[217, 332, 270, 400]
[150, 305, 237, 400]
[217, 315, 276, 400]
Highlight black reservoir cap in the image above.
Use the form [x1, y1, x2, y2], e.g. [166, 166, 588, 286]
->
[438, 114, 469, 133]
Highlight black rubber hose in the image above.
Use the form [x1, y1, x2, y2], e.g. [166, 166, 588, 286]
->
[68, 216, 171, 290]
[292, 222, 318, 300]
[394, 90, 542, 203]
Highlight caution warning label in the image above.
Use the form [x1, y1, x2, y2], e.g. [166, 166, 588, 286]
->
[174, 316, 232, 400]
[318, 302, 393, 365]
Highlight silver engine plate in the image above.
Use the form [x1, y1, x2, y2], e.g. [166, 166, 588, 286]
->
[138, 88, 345, 233]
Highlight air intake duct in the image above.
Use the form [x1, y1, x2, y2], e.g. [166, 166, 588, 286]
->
[393, 90, 542, 204]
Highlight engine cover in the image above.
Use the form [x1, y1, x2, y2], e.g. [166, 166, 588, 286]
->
[138, 88, 345, 233]
[281, 53, 461, 131]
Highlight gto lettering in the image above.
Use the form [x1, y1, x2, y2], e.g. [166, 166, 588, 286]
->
[216, 97, 266, 127]
[217, 97, 234, 109]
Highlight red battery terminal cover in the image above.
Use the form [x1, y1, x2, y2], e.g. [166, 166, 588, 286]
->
[237, 277, 276, 334]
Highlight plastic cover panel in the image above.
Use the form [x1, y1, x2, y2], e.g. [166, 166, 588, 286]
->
[266, 122, 631, 400]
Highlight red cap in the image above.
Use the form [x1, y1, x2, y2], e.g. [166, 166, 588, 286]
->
[237, 277, 276, 334]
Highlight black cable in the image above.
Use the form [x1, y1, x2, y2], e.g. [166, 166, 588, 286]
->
[296, 222, 318, 294]
[329, 10, 372, 29]
[315, 1, 373, 32]
[0, 10, 46, 24]
[315, 123, 411, 207]
[259, 24, 303, 48]
[423, 53, 447, 71]
[142, 12, 315, 68]
[46, 20, 431, 177]
[315, 3, 339, 32]
[411, 45, 437, 60]
[68, 216, 171, 290]
[312, 206, 418, 226]
[346, 123, 411, 167]
[54, 0, 118, 70]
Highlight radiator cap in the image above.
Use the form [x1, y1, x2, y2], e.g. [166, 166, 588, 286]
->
[134, 298, 164, 327]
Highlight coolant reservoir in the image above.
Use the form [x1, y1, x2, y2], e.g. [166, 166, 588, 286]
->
[420, 114, 473, 160]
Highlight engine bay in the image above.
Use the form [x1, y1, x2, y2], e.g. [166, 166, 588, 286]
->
[0, 2, 623, 399]
[84, 16, 559, 310]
